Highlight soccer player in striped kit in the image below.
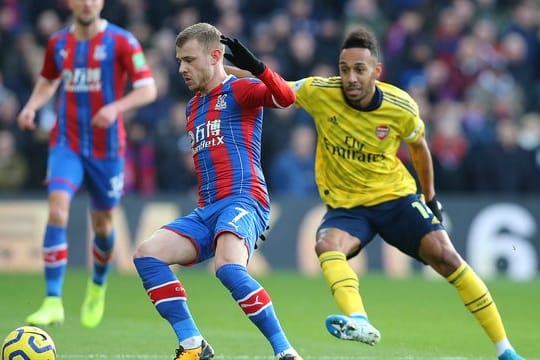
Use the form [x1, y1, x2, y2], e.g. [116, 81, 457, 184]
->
[17, 0, 156, 328]
[133, 23, 302, 360]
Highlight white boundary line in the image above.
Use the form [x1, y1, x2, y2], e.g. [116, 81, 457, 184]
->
[59, 355, 474, 360]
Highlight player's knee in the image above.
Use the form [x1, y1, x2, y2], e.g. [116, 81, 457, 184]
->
[91, 211, 113, 236]
[426, 247, 462, 276]
[315, 238, 354, 256]
[48, 204, 69, 226]
[133, 240, 152, 259]
[93, 222, 112, 237]
[315, 228, 360, 257]
[440, 250, 463, 274]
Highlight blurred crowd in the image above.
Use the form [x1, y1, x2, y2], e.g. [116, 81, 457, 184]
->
[1, 0, 540, 196]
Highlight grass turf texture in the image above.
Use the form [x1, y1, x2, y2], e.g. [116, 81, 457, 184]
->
[0, 269, 538, 359]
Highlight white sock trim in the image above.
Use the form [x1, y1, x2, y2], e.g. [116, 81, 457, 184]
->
[179, 335, 204, 350]
[495, 338, 514, 356]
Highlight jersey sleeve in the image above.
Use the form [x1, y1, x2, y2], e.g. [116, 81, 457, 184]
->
[231, 68, 295, 109]
[289, 77, 315, 111]
[256, 67, 295, 108]
[117, 32, 154, 88]
[40, 37, 61, 80]
[400, 98, 424, 143]
[403, 116, 425, 143]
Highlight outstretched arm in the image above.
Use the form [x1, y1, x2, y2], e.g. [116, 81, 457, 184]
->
[17, 76, 60, 130]
[221, 36, 294, 108]
[224, 65, 252, 79]
[91, 81, 157, 128]
[408, 135, 443, 221]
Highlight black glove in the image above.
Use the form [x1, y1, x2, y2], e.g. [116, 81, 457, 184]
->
[426, 196, 443, 223]
[220, 35, 266, 76]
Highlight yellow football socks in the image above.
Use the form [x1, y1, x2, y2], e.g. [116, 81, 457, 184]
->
[319, 251, 366, 316]
[447, 262, 507, 343]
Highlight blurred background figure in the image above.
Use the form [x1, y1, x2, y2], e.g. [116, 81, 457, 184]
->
[0, 130, 28, 193]
[2, 0, 540, 195]
[270, 124, 317, 196]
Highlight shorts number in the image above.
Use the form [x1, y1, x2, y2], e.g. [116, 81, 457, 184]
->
[411, 201, 432, 219]
[228, 207, 249, 231]
[107, 173, 124, 199]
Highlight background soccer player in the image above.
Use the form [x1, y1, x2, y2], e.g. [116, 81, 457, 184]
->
[226, 26, 524, 360]
[132, 23, 302, 360]
[17, 0, 156, 328]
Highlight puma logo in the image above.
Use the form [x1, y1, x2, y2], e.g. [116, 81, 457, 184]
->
[240, 296, 264, 308]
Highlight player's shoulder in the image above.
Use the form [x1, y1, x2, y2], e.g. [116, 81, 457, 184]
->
[226, 75, 261, 93]
[291, 76, 341, 101]
[230, 75, 261, 85]
[378, 81, 418, 116]
[293, 76, 341, 89]
[104, 21, 129, 35]
[103, 21, 139, 43]
[378, 81, 415, 103]
[49, 26, 71, 43]
[310, 76, 342, 88]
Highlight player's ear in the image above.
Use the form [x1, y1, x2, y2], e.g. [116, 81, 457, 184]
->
[375, 62, 383, 79]
[210, 48, 222, 65]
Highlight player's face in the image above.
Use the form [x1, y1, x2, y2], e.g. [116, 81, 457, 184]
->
[176, 39, 214, 93]
[69, 0, 104, 26]
[339, 48, 382, 108]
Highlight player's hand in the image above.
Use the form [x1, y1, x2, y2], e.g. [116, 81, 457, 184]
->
[220, 35, 265, 76]
[17, 107, 36, 130]
[91, 103, 119, 128]
[426, 196, 443, 223]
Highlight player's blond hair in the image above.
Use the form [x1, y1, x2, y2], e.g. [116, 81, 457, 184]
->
[175, 22, 224, 52]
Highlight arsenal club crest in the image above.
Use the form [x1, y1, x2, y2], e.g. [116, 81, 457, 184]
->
[375, 125, 389, 140]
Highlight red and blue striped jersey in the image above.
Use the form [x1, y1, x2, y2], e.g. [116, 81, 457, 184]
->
[186, 71, 294, 208]
[41, 20, 154, 159]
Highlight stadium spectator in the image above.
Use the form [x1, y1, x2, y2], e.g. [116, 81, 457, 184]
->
[2, 29, 44, 103]
[517, 112, 540, 192]
[498, 0, 540, 114]
[383, 8, 426, 87]
[270, 123, 317, 196]
[0, 130, 28, 193]
[464, 118, 537, 193]
[153, 101, 198, 194]
[0, 79, 20, 133]
[4, 0, 540, 195]
[342, 0, 388, 40]
[132, 23, 302, 360]
[228, 25, 524, 360]
[17, 0, 156, 329]
[259, 106, 299, 181]
[124, 120, 157, 197]
[430, 101, 468, 191]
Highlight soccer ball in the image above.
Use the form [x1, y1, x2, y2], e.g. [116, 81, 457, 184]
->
[1, 326, 56, 360]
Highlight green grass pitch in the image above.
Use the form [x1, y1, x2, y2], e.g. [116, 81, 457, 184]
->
[1, 269, 538, 359]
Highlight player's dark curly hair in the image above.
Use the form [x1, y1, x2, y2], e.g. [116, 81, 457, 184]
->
[341, 26, 380, 59]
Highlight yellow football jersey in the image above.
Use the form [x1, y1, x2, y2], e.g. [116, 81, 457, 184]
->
[290, 76, 424, 208]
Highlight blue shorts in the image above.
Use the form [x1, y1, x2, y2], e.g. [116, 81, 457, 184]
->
[163, 195, 270, 265]
[47, 145, 125, 210]
[318, 194, 445, 262]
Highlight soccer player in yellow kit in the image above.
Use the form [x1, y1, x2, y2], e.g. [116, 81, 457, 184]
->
[225, 25, 523, 360]
[290, 27, 524, 360]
